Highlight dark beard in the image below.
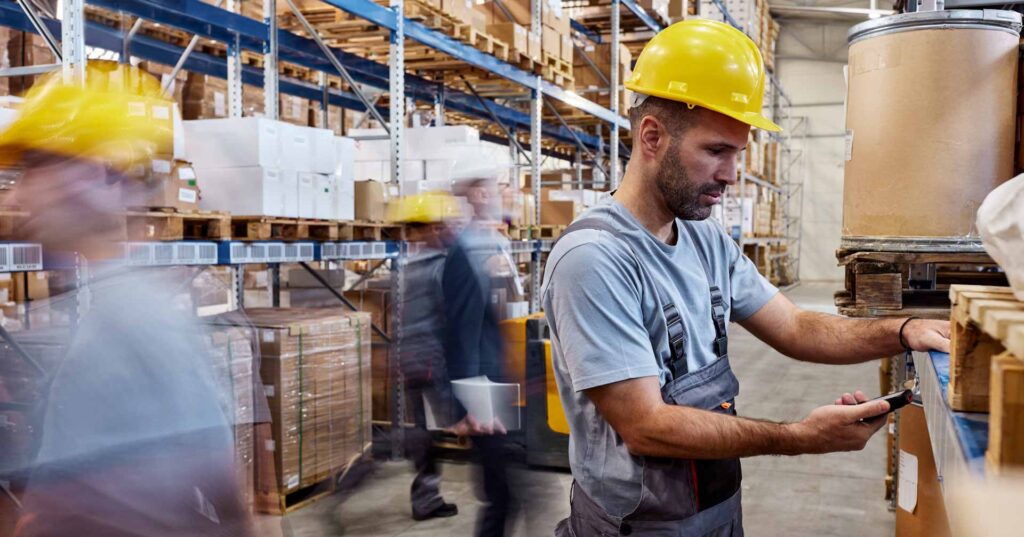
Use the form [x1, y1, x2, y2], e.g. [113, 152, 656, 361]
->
[654, 146, 720, 221]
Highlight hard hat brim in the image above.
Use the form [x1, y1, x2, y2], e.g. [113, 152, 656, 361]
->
[626, 84, 783, 133]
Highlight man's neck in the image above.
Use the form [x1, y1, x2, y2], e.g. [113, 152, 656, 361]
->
[612, 164, 677, 244]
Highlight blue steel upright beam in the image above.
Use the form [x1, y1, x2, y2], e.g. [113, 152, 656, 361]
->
[571, 19, 601, 43]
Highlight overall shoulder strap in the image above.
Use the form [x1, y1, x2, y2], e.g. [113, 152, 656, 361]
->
[554, 217, 689, 378]
[680, 221, 728, 359]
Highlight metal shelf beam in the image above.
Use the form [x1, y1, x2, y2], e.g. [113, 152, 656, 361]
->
[620, 0, 662, 32]
[320, 0, 629, 129]
[0, 1, 603, 153]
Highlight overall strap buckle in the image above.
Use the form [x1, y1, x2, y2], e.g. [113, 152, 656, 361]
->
[709, 286, 728, 358]
[663, 302, 687, 377]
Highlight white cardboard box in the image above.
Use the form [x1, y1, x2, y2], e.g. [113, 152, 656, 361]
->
[334, 137, 356, 177]
[281, 124, 313, 173]
[282, 170, 299, 217]
[335, 174, 355, 221]
[297, 172, 317, 218]
[184, 117, 283, 169]
[313, 174, 335, 219]
[310, 128, 337, 174]
[354, 161, 386, 182]
[198, 166, 287, 216]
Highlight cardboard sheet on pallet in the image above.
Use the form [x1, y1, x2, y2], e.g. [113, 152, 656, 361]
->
[212, 309, 372, 495]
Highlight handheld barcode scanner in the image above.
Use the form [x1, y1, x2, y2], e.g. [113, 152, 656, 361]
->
[860, 389, 914, 421]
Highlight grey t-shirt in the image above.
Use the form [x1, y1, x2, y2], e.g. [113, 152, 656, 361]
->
[540, 198, 778, 517]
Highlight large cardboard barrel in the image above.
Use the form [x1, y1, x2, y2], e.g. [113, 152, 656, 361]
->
[842, 10, 1021, 251]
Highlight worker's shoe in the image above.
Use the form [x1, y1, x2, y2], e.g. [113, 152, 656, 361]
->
[413, 502, 459, 521]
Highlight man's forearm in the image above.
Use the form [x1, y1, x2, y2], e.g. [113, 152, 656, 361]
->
[782, 311, 907, 365]
[627, 404, 804, 459]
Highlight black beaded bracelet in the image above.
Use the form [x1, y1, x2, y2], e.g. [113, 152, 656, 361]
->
[899, 317, 920, 352]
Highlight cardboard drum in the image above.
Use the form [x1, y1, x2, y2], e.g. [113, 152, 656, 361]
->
[843, 10, 1022, 249]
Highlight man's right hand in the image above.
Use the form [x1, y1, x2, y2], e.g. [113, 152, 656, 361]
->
[789, 397, 890, 454]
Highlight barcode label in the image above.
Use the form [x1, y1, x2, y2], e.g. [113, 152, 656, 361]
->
[178, 188, 197, 203]
[12, 246, 40, 266]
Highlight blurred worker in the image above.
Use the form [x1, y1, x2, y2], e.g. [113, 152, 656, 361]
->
[391, 192, 462, 522]
[0, 64, 254, 536]
[542, 20, 951, 536]
[450, 168, 514, 537]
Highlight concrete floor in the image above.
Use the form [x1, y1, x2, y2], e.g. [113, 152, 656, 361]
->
[285, 282, 895, 536]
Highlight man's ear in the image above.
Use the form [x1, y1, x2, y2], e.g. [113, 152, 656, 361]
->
[638, 115, 665, 159]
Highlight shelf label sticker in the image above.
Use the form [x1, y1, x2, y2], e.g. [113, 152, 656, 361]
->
[152, 159, 172, 174]
[844, 130, 854, 162]
[214, 91, 226, 117]
[262, 330, 276, 343]
[898, 449, 918, 514]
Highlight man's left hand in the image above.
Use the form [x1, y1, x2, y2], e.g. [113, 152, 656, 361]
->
[902, 319, 951, 353]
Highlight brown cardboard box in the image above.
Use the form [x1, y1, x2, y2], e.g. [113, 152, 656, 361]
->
[561, 34, 574, 64]
[541, 199, 577, 226]
[183, 72, 229, 119]
[209, 309, 371, 504]
[123, 158, 200, 210]
[354, 180, 387, 222]
[895, 405, 952, 537]
[478, 0, 531, 26]
[442, 0, 474, 24]
[12, 271, 49, 303]
[279, 94, 309, 126]
[527, 32, 542, 62]
[471, 9, 488, 32]
[488, 23, 529, 54]
[542, 24, 561, 57]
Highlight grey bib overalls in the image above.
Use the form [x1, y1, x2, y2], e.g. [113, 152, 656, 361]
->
[553, 219, 743, 537]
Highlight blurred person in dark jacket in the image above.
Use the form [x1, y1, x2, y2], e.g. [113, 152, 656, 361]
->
[451, 168, 514, 537]
[391, 192, 463, 522]
[0, 63, 256, 536]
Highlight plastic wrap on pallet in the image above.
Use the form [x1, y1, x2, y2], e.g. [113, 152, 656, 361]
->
[977, 174, 1024, 301]
[210, 309, 372, 494]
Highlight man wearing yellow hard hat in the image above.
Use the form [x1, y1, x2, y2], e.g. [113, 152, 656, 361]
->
[542, 20, 950, 536]
[1, 65, 257, 536]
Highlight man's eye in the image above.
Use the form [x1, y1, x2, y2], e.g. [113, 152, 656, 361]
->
[708, 147, 725, 156]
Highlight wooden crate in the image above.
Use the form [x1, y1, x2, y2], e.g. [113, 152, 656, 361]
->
[948, 285, 1022, 412]
[338, 221, 405, 241]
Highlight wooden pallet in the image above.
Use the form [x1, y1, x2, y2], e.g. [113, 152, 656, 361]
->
[229, 216, 338, 241]
[833, 250, 1006, 318]
[452, 24, 509, 62]
[945, 285, 1024, 474]
[125, 209, 231, 241]
[262, 444, 371, 515]
[338, 221, 405, 241]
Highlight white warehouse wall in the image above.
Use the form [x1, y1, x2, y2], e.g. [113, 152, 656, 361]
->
[774, 20, 852, 282]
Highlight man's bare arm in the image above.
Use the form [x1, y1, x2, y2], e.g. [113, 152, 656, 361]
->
[587, 376, 889, 460]
[739, 293, 950, 365]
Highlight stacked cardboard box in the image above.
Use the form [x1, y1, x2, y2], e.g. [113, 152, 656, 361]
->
[4, 31, 55, 96]
[573, 43, 632, 113]
[216, 309, 371, 496]
[754, 203, 772, 237]
[698, 0, 777, 69]
[638, 0, 671, 24]
[763, 141, 781, 184]
[205, 325, 258, 514]
[477, 0, 570, 64]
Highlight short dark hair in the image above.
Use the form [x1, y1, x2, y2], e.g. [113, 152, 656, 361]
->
[627, 95, 700, 137]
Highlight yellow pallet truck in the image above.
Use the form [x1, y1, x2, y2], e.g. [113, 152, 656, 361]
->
[500, 314, 569, 468]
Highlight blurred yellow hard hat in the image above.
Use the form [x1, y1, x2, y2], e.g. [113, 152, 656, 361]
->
[389, 191, 463, 224]
[625, 20, 781, 132]
[0, 61, 174, 172]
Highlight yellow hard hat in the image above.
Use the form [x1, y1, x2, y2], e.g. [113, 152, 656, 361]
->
[625, 20, 781, 132]
[388, 191, 463, 224]
[0, 61, 174, 172]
